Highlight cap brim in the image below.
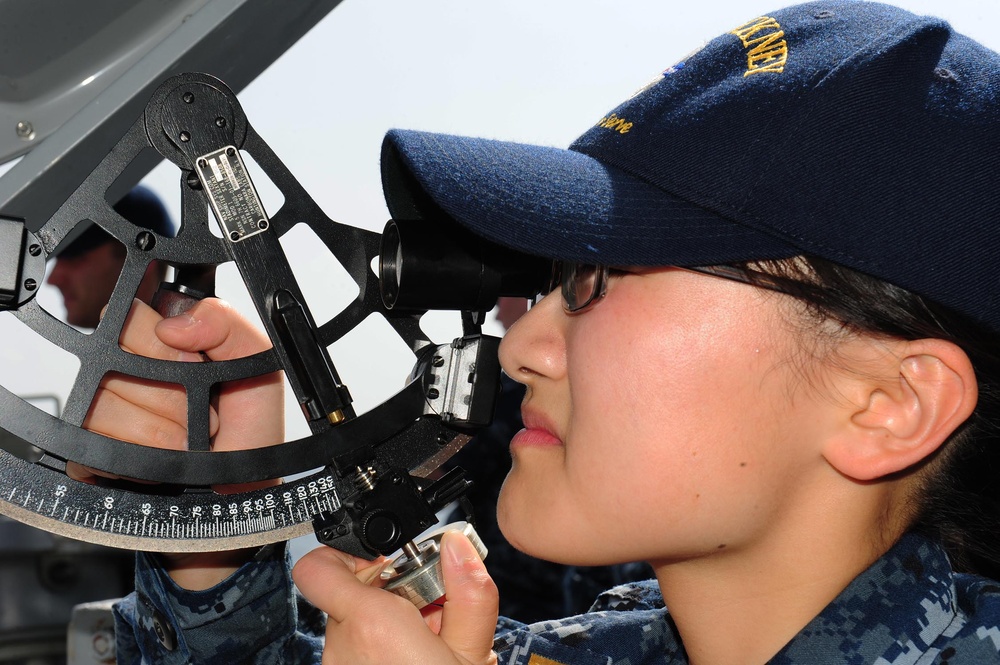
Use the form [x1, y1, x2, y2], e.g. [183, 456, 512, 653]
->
[54, 222, 113, 258]
[382, 129, 798, 266]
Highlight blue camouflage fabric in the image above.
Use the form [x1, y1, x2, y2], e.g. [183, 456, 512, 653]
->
[114, 532, 1000, 663]
[113, 543, 324, 664]
[493, 533, 1000, 664]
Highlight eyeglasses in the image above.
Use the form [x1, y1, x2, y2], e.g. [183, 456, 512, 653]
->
[547, 262, 609, 313]
[547, 261, 789, 314]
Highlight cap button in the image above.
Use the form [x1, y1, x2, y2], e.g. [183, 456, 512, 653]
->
[934, 67, 957, 82]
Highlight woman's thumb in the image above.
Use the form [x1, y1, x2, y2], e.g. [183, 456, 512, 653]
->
[437, 530, 499, 664]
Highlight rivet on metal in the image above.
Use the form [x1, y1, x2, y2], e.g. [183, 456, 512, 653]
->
[15, 121, 34, 140]
[136, 231, 156, 251]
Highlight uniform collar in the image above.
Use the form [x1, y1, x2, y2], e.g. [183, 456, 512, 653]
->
[772, 532, 962, 663]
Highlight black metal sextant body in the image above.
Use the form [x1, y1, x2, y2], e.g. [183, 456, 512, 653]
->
[0, 72, 521, 560]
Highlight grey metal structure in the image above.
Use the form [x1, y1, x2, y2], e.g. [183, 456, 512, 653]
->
[0, 2, 343, 662]
[0, 0, 211, 164]
[0, 0, 344, 232]
[0, 516, 132, 665]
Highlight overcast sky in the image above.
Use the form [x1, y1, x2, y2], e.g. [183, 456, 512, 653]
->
[226, 0, 999, 233]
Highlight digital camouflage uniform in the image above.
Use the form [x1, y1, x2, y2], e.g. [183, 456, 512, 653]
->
[493, 533, 1000, 664]
[116, 532, 1000, 663]
[114, 544, 324, 664]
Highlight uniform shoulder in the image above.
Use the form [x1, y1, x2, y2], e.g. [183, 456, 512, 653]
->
[956, 573, 1000, 622]
[589, 578, 665, 612]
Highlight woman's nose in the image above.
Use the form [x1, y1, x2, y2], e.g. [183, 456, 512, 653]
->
[498, 291, 566, 385]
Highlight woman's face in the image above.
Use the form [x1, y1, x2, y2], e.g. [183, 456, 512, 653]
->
[496, 267, 844, 566]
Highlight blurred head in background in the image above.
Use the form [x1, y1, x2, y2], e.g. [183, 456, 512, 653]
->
[47, 186, 173, 328]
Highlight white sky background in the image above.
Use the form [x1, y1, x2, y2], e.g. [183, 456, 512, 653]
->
[2, 0, 998, 440]
[223, 0, 998, 234]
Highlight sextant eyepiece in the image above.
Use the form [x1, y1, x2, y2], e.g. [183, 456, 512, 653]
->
[379, 218, 549, 312]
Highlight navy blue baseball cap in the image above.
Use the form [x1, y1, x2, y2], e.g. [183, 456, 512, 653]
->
[381, 1, 1000, 331]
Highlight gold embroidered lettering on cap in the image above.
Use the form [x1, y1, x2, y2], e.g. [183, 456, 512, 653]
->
[596, 113, 634, 134]
[730, 16, 788, 76]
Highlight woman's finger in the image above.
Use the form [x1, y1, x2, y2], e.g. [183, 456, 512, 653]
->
[155, 299, 272, 361]
[84, 385, 202, 450]
[294, 547, 373, 622]
[294, 543, 498, 665]
[117, 299, 204, 362]
[293, 548, 406, 621]
[90, 299, 205, 442]
[437, 531, 499, 663]
[96, 373, 201, 430]
[211, 369, 284, 452]
[66, 461, 119, 484]
[154, 298, 284, 452]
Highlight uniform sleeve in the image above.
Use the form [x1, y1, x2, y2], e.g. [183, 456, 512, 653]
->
[113, 543, 324, 665]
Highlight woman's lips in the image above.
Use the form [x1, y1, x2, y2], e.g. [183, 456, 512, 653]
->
[510, 425, 563, 449]
[511, 406, 563, 449]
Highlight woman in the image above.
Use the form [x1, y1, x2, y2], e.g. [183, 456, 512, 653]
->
[105, 1, 1000, 662]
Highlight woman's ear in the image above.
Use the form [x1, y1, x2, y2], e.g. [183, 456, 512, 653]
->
[822, 338, 978, 481]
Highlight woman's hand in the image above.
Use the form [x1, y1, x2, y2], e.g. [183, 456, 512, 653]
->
[77, 297, 284, 589]
[79, 297, 283, 459]
[293, 530, 500, 665]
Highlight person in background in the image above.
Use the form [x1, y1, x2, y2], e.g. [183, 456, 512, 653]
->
[47, 185, 174, 328]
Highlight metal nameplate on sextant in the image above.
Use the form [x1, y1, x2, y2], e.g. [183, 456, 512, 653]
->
[197, 145, 270, 243]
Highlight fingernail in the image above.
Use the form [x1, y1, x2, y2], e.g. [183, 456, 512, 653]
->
[157, 313, 196, 331]
[443, 532, 475, 567]
[363, 558, 394, 587]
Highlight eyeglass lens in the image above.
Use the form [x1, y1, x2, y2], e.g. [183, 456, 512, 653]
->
[548, 261, 606, 312]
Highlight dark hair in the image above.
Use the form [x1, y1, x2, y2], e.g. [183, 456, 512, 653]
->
[736, 255, 1000, 579]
